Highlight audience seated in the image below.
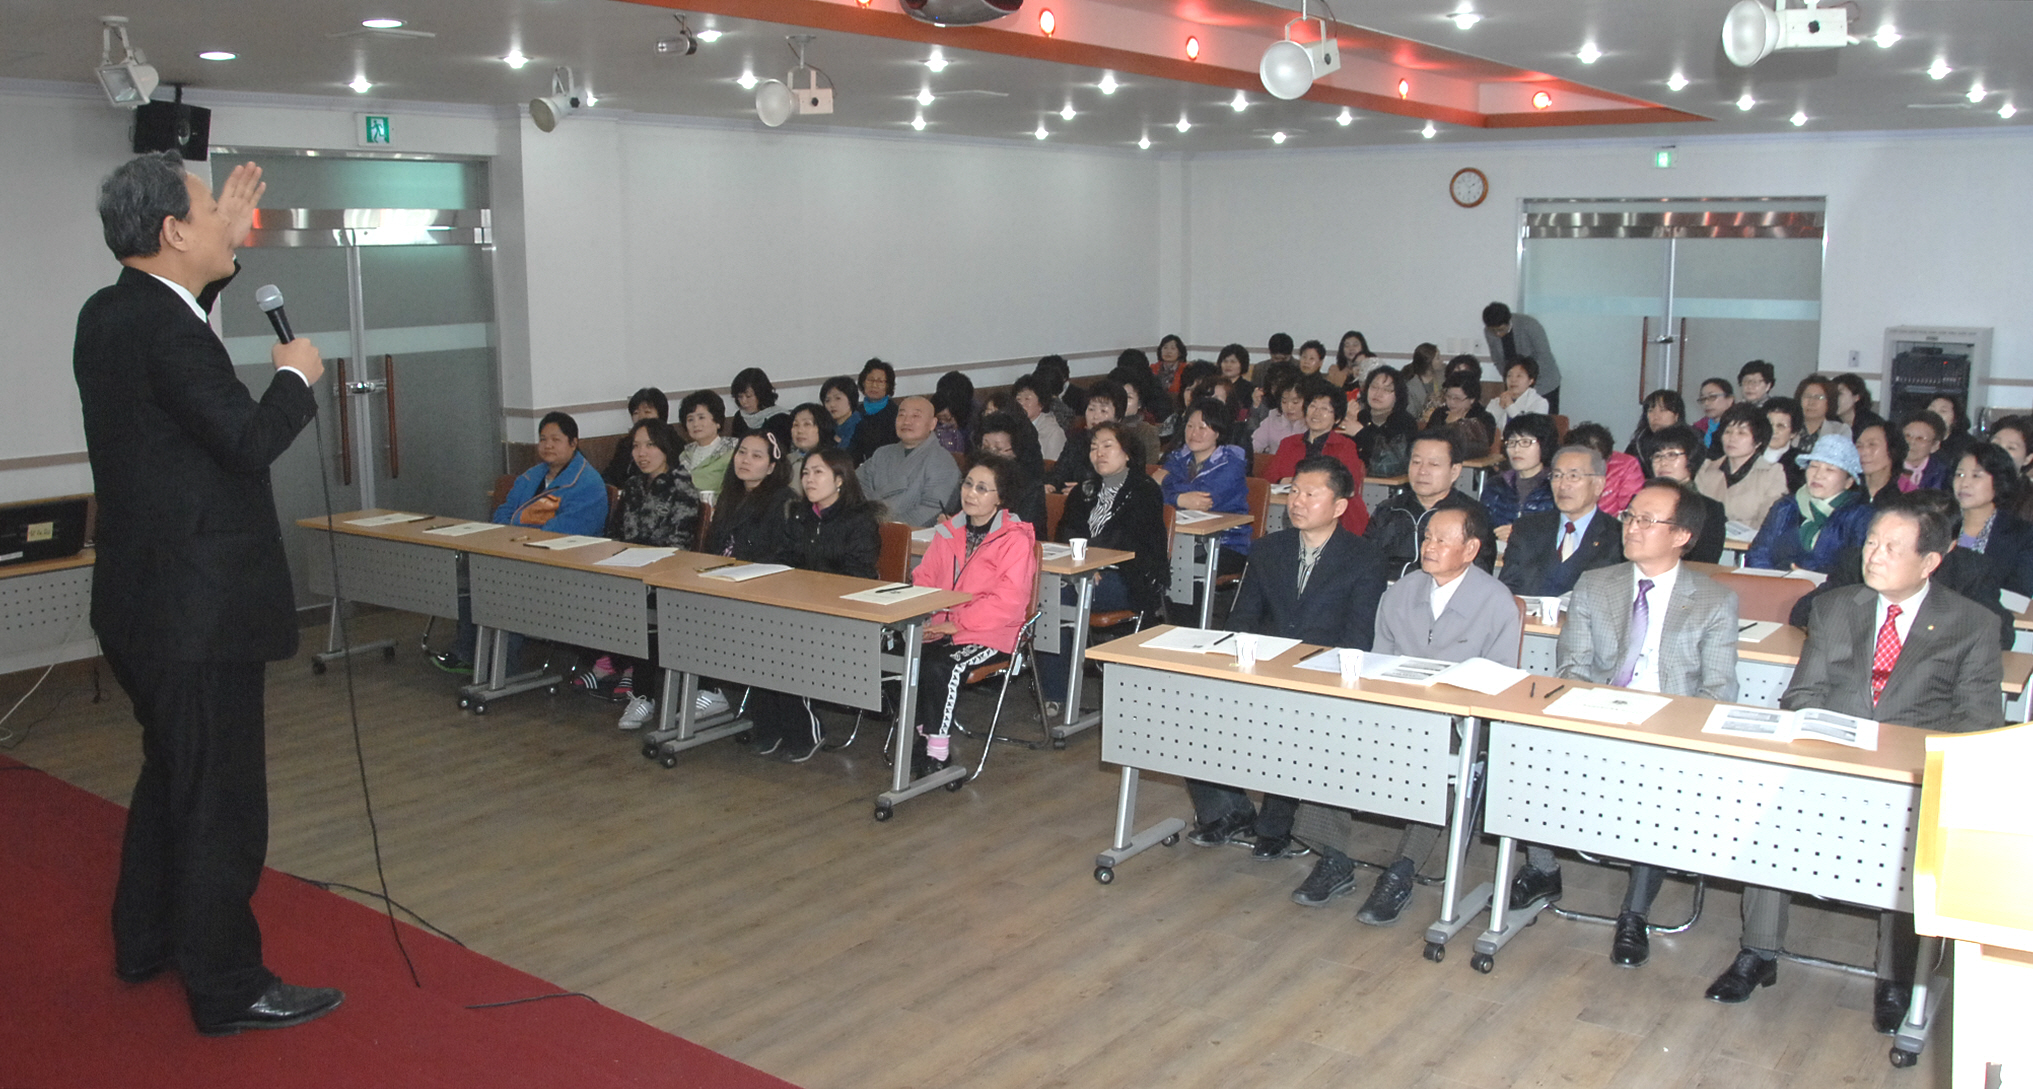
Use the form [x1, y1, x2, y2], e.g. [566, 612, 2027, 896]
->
[1897, 409, 1951, 492]
[821, 375, 862, 451]
[1400, 343, 1439, 423]
[1565, 422, 1643, 515]
[1159, 398, 1254, 582]
[1488, 357, 1550, 432]
[1831, 372, 1884, 440]
[1761, 396, 1809, 491]
[1423, 373, 1497, 455]
[1928, 393, 1974, 469]
[701, 431, 793, 561]
[1268, 377, 1370, 533]
[1952, 442, 2033, 596]
[1108, 365, 1165, 466]
[1511, 479, 1740, 969]
[975, 412, 1048, 531]
[1623, 389, 1686, 472]
[585, 418, 705, 728]
[1794, 375, 1843, 442]
[1645, 426, 1726, 563]
[1295, 338, 1329, 379]
[1852, 419, 1906, 504]
[856, 395, 960, 528]
[1186, 457, 1388, 859]
[1152, 335, 1188, 395]
[1745, 434, 1875, 573]
[1250, 376, 1309, 457]
[677, 390, 736, 496]
[1988, 415, 2033, 518]
[1692, 377, 1734, 451]
[904, 454, 1040, 776]
[1365, 429, 1497, 579]
[729, 367, 792, 448]
[1342, 365, 1419, 478]
[1480, 413, 1558, 530]
[933, 371, 976, 455]
[1694, 403, 1789, 532]
[1736, 359, 1775, 407]
[1788, 490, 2014, 646]
[1708, 492, 2001, 1033]
[1012, 373, 1068, 462]
[1032, 355, 1079, 431]
[1049, 378, 1126, 494]
[1498, 444, 1625, 598]
[602, 387, 668, 487]
[846, 358, 899, 464]
[786, 402, 835, 478]
[1217, 344, 1254, 422]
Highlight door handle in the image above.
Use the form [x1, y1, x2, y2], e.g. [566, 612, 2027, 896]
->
[383, 355, 400, 480]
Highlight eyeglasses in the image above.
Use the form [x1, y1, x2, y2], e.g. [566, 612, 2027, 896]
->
[1618, 510, 1681, 530]
[1547, 470, 1602, 483]
[1697, 393, 1728, 403]
[1502, 439, 1538, 449]
[961, 479, 998, 495]
[1652, 450, 1689, 461]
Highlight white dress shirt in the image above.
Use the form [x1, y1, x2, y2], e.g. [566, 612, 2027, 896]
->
[1557, 506, 1599, 561]
[1628, 562, 1682, 694]
[1429, 569, 1466, 619]
[1873, 582, 1930, 649]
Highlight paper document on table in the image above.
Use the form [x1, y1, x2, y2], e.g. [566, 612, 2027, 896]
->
[1358, 654, 1456, 685]
[841, 583, 943, 604]
[1170, 508, 1218, 525]
[423, 521, 501, 537]
[1786, 569, 1827, 586]
[1039, 543, 1073, 561]
[1544, 686, 1671, 725]
[1724, 521, 1758, 541]
[1429, 657, 1531, 695]
[346, 512, 429, 526]
[1701, 704, 1878, 750]
[910, 527, 936, 544]
[1732, 567, 1788, 578]
[1268, 484, 1293, 495]
[526, 535, 607, 550]
[1702, 704, 1791, 739]
[1737, 620, 1782, 643]
[1143, 627, 1300, 660]
[1297, 648, 1353, 673]
[2001, 589, 2033, 614]
[594, 547, 679, 568]
[699, 562, 791, 581]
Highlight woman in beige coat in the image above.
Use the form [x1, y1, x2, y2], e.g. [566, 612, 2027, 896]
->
[1696, 403, 1791, 532]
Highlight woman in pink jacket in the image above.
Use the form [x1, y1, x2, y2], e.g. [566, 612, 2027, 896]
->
[909, 452, 1040, 776]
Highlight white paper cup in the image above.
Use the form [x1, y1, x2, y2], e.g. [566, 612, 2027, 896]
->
[1338, 649, 1362, 686]
[1233, 633, 1257, 669]
[1069, 537, 1088, 562]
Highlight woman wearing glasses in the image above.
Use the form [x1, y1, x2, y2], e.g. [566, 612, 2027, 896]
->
[1482, 413, 1559, 531]
[1691, 378, 1735, 452]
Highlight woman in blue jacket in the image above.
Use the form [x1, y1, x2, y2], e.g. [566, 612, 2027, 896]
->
[1159, 398, 1253, 566]
[1745, 433, 1874, 573]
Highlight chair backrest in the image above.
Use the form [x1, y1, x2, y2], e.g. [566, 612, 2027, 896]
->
[1709, 571, 1818, 624]
[694, 498, 714, 552]
[1147, 464, 1165, 479]
[1245, 476, 1271, 538]
[488, 474, 516, 512]
[606, 484, 622, 512]
[1041, 458, 1057, 477]
[1162, 503, 1178, 549]
[1511, 593, 1529, 664]
[1044, 490, 1067, 541]
[877, 521, 913, 584]
[1252, 452, 1275, 479]
[1553, 414, 1570, 442]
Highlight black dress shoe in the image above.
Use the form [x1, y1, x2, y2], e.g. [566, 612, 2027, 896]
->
[115, 958, 172, 984]
[196, 979, 344, 1037]
[1610, 911, 1650, 968]
[1250, 834, 1309, 860]
[1873, 979, 1913, 1035]
[1704, 949, 1778, 1003]
[1507, 865, 1563, 911]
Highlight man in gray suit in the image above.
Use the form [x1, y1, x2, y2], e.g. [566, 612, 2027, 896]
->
[1705, 492, 2003, 1034]
[1509, 479, 1740, 968]
[1294, 505, 1523, 924]
[1483, 302, 1561, 413]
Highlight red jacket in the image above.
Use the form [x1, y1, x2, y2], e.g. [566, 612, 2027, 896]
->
[1267, 431, 1370, 534]
[1598, 451, 1645, 515]
[912, 510, 1039, 654]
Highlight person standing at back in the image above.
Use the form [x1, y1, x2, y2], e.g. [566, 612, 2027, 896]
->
[75, 152, 343, 1035]
[1483, 302, 1562, 413]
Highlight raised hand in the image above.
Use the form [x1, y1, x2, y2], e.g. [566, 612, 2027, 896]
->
[216, 161, 266, 248]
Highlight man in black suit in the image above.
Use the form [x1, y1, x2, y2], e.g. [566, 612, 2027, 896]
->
[74, 152, 342, 1035]
[1365, 429, 1498, 579]
[1186, 456, 1389, 858]
[1499, 444, 1625, 597]
[1703, 493, 2003, 1034]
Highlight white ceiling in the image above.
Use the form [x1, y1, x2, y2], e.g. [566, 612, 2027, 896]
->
[2, 0, 2027, 152]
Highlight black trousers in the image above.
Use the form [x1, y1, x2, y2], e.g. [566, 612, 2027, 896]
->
[104, 649, 276, 1022]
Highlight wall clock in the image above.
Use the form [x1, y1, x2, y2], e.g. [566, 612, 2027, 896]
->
[1449, 167, 1488, 208]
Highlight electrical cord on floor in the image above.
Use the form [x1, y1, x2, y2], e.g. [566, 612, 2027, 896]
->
[0, 685, 95, 751]
[310, 407, 422, 988]
[0, 607, 90, 748]
[464, 992, 599, 1010]
[281, 871, 465, 947]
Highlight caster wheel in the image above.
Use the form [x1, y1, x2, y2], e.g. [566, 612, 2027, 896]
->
[735, 730, 754, 745]
[458, 697, 471, 710]
[873, 804, 894, 822]
[472, 703, 487, 715]
[1889, 1049, 1917, 1069]
[1162, 833, 1180, 847]
[1470, 953, 1494, 974]
[945, 777, 966, 792]
[659, 754, 678, 769]
[382, 645, 397, 661]
[1423, 942, 1445, 963]
[311, 660, 327, 675]
[547, 685, 560, 697]
[641, 743, 659, 759]
[1052, 739, 1067, 750]
[1093, 866, 1114, 884]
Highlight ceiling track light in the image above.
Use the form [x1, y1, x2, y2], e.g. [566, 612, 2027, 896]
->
[1060, 102, 1075, 120]
[1271, 130, 1287, 144]
[1872, 26, 1900, 48]
[1737, 91, 1756, 111]
[1723, 0, 1848, 68]
[1038, 8, 1055, 35]
[349, 75, 373, 94]
[1999, 103, 2017, 120]
[1532, 90, 1552, 110]
[1790, 109, 1808, 126]
[1968, 83, 1987, 104]
[1420, 121, 1437, 138]
[530, 67, 585, 131]
[1258, 0, 1339, 100]
[925, 47, 948, 73]
[1176, 116, 1191, 133]
[1231, 90, 1248, 111]
[1137, 133, 1151, 149]
[96, 17, 159, 108]
[756, 35, 835, 128]
[657, 14, 700, 57]
[1450, 11, 1481, 30]
[1185, 36, 1200, 62]
[911, 113, 927, 130]
[901, 0, 1021, 28]
[1035, 121, 1048, 140]
[917, 87, 934, 106]
[362, 18, 405, 30]
[1928, 58, 1952, 80]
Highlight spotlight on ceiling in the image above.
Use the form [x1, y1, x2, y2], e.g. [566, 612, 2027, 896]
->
[1259, 0, 1340, 100]
[900, 0, 1021, 27]
[96, 17, 159, 107]
[656, 15, 700, 56]
[530, 68, 585, 131]
[755, 35, 834, 128]
[1722, 0, 1848, 68]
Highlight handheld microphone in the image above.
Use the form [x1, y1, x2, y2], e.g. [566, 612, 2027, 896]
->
[254, 284, 294, 344]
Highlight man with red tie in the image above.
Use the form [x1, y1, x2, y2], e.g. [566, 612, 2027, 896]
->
[1704, 490, 2003, 1034]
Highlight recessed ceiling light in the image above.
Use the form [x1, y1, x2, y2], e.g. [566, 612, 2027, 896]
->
[1576, 42, 1602, 64]
[361, 18, 404, 30]
[695, 29, 723, 43]
[1928, 59, 1952, 80]
[198, 50, 236, 61]
[1336, 107, 1353, 126]
[1397, 78, 1410, 99]
[1968, 83, 1987, 103]
[1450, 12, 1481, 30]
[1873, 26, 1901, 48]
[1184, 36, 1200, 61]
[1038, 8, 1055, 36]
[1421, 121, 1437, 138]
[1176, 116, 1191, 133]
[1790, 110, 1807, 126]
[503, 50, 529, 69]
[582, 89, 598, 107]
[1231, 90, 1248, 112]
[1061, 102, 1075, 120]
[736, 71, 758, 90]
[917, 87, 933, 106]
[1138, 133, 1151, 149]
[349, 75, 373, 94]
[1532, 90, 1552, 109]
[1737, 91, 1756, 111]
[911, 113, 926, 131]
[1667, 72, 1689, 92]
[1098, 72, 1118, 95]
[1035, 121, 1048, 140]
[2000, 103, 2017, 120]
[926, 48, 948, 73]
[1272, 131, 1287, 144]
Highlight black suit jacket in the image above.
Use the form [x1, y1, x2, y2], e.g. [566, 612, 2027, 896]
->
[74, 267, 318, 662]
[1499, 508, 1624, 597]
[1058, 473, 1168, 614]
[1226, 527, 1389, 650]
[1783, 583, 2004, 733]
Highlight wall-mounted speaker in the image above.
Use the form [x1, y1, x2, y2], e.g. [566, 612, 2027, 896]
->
[131, 99, 211, 161]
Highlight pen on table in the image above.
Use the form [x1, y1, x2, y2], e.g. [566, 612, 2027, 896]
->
[1529, 682, 1536, 698]
[1542, 684, 1566, 700]
[1209, 633, 1235, 649]
[693, 559, 740, 572]
[872, 583, 913, 595]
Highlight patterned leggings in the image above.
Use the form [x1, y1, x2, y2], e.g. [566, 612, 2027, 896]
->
[915, 640, 1002, 738]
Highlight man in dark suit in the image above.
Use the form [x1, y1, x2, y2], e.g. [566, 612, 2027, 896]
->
[1500, 444, 1625, 597]
[74, 152, 342, 1035]
[1186, 456, 1389, 859]
[1704, 492, 2003, 1033]
[1364, 429, 1498, 579]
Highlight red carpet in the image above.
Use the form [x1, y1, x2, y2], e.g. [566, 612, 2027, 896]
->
[0, 754, 797, 1089]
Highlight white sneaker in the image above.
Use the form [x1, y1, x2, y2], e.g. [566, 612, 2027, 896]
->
[618, 695, 657, 730]
[1042, 701, 1062, 721]
[696, 689, 730, 717]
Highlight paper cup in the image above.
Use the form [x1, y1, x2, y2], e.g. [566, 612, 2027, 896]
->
[1338, 649, 1362, 686]
[1069, 537, 1088, 562]
[1233, 633, 1257, 669]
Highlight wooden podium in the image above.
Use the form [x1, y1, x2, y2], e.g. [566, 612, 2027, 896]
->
[1914, 722, 2033, 1087]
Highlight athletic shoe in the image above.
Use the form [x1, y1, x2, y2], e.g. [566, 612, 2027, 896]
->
[1356, 860, 1417, 926]
[570, 669, 603, 692]
[1187, 810, 1255, 848]
[1291, 855, 1359, 907]
[612, 670, 634, 697]
[1251, 834, 1310, 861]
[431, 652, 472, 675]
[617, 696, 656, 730]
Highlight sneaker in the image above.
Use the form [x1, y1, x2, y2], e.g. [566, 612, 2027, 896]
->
[1291, 855, 1359, 907]
[1251, 834, 1310, 861]
[696, 689, 730, 717]
[784, 736, 824, 763]
[1187, 810, 1255, 848]
[1356, 860, 1417, 926]
[1042, 701, 1063, 721]
[612, 669, 634, 697]
[570, 669, 602, 692]
[617, 695, 656, 730]
[431, 652, 473, 675]
[1507, 865, 1564, 912]
[747, 735, 782, 757]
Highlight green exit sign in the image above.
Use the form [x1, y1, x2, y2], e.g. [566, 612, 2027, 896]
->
[358, 114, 392, 146]
[1654, 148, 1675, 169]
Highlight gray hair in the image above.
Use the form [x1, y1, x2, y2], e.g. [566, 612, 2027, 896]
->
[1551, 443, 1606, 476]
[98, 151, 190, 260]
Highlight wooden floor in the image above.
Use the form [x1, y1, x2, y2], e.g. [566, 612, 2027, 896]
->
[5, 610, 1947, 1089]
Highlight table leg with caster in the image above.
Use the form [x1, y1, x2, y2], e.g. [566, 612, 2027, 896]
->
[1050, 572, 1102, 747]
[1424, 717, 1491, 964]
[1889, 936, 1949, 1068]
[312, 597, 395, 674]
[876, 620, 966, 819]
[1471, 836, 1546, 973]
[1093, 766, 1186, 884]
